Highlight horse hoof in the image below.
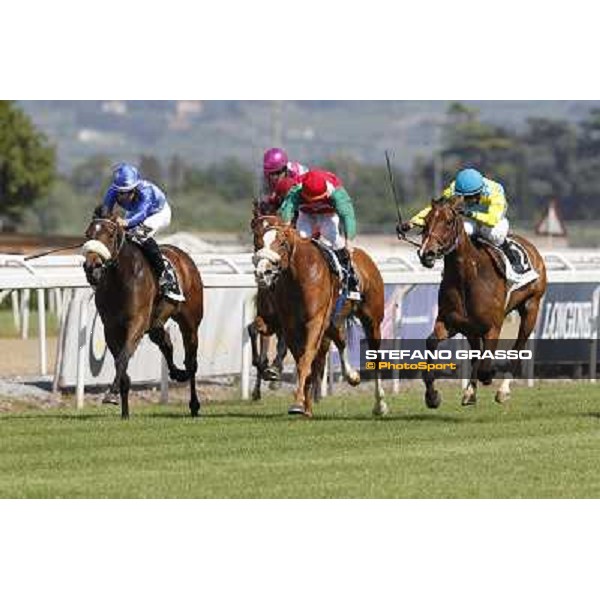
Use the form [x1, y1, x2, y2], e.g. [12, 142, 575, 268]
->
[102, 392, 119, 406]
[288, 404, 305, 415]
[372, 401, 389, 417]
[425, 390, 442, 409]
[262, 367, 281, 381]
[347, 371, 361, 387]
[461, 391, 477, 406]
[303, 411, 313, 419]
[495, 391, 510, 405]
[251, 390, 261, 402]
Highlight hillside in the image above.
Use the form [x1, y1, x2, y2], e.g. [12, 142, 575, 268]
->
[19, 100, 600, 173]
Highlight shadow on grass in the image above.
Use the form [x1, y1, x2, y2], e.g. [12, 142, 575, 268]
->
[0, 412, 117, 421]
[140, 410, 467, 423]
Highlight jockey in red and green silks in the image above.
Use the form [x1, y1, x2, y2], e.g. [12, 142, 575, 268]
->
[260, 147, 308, 215]
[402, 168, 526, 274]
[279, 169, 361, 299]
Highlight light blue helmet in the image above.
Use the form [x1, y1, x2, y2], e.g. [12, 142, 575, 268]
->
[112, 163, 140, 192]
[455, 168, 484, 196]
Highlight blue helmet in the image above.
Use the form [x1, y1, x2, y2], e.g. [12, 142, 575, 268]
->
[455, 168, 484, 196]
[112, 163, 140, 192]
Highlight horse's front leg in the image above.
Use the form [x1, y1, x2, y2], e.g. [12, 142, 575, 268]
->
[478, 327, 501, 386]
[423, 320, 449, 409]
[107, 320, 146, 419]
[267, 334, 287, 389]
[289, 320, 323, 418]
[247, 321, 264, 401]
[462, 336, 481, 406]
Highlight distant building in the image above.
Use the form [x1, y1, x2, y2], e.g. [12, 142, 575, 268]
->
[168, 101, 204, 131]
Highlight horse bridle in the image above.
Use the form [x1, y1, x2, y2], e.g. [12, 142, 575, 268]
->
[253, 223, 293, 286]
[84, 218, 126, 270]
[421, 203, 462, 259]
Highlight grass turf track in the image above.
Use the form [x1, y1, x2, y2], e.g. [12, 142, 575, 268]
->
[1, 382, 600, 498]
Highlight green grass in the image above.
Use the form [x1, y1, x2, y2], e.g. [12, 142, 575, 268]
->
[1, 382, 600, 498]
[0, 307, 59, 338]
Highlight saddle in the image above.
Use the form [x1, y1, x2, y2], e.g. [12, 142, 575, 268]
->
[478, 237, 539, 292]
[127, 229, 184, 301]
[159, 256, 185, 301]
[311, 239, 343, 279]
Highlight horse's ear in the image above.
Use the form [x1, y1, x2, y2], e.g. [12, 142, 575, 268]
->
[450, 195, 465, 211]
[93, 204, 111, 219]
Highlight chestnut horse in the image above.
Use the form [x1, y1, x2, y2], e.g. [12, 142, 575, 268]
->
[82, 208, 204, 418]
[416, 196, 547, 408]
[251, 215, 387, 418]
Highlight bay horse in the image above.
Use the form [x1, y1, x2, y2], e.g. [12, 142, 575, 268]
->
[416, 196, 547, 408]
[248, 202, 288, 401]
[82, 207, 204, 419]
[251, 215, 387, 418]
[248, 288, 288, 400]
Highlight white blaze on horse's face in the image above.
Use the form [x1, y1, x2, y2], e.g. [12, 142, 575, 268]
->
[253, 227, 282, 288]
[81, 239, 112, 262]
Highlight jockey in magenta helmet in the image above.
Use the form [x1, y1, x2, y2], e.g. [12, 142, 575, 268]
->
[260, 147, 309, 215]
[263, 148, 289, 174]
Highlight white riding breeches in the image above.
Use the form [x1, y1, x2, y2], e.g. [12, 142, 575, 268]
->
[297, 211, 345, 250]
[142, 202, 172, 238]
[464, 217, 509, 246]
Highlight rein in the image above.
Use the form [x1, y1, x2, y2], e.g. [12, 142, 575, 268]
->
[83, 218, 127, 269]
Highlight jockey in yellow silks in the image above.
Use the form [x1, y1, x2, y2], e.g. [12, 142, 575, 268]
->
[402, 168, 525, 273]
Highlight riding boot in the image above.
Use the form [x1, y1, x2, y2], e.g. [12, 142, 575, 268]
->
[500, 240, 526, 274]
[335, 248, 361, 300]
[142, 237, 185, 301]
[141, 237, 165, 280]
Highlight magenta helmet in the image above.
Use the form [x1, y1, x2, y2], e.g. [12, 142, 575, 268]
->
[263, 147, 288, 174]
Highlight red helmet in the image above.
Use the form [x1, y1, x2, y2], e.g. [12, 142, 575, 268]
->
[301, 171, 329, 202]
[263, 147, 288, 174]
[274, 176, 298, 199]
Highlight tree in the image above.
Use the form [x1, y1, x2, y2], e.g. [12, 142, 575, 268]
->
[70, 154, 113, 197]
[139, 154, 163, 185]
[0, 101, 56, 228]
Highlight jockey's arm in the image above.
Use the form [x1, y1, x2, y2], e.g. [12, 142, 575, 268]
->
[331, 188, 356, 239]
[125, 207, 152, 229]
[102, 188, 118, 214]
[466, 188, 507, 228]
[406, 183, 455, 228]
[409, 206, 431, 227]
[278, 186, 302, 223]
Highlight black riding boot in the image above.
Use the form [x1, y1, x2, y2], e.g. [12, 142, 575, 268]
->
[500, 240, 526, 274]
[335, 247, 361, 300]
[141, 237, 165, 280]
[141, 237, 185, 301]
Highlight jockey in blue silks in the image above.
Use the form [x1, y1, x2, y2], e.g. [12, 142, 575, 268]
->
[102, 163, 184, 301]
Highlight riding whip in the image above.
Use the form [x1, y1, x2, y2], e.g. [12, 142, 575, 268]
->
[385, 150, 404, 226]
[23, 242, 84, 261]
[384, 151, 421, 248]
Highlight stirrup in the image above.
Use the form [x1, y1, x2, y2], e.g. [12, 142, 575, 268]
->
[163, 286, 185, 302]
[159, 276, 185, 302]
[347, 290, 361, 301]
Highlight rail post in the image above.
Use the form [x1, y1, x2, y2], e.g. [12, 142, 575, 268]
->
[76, 291, 90, 409]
